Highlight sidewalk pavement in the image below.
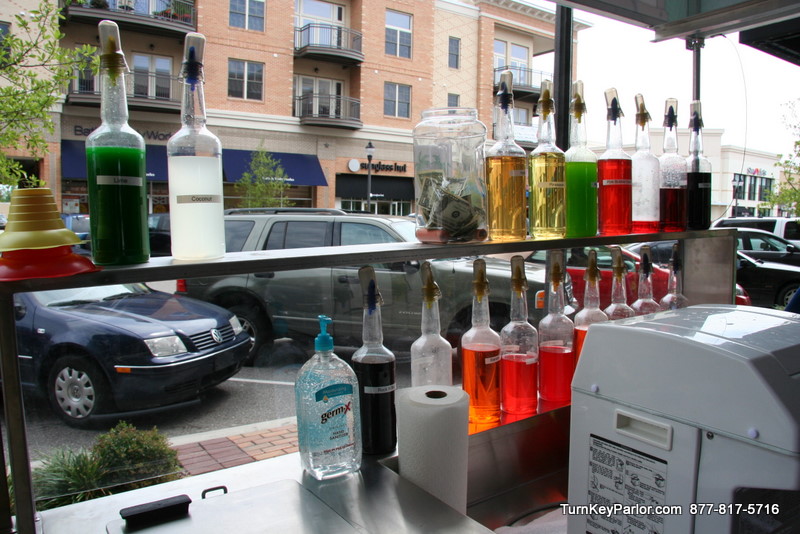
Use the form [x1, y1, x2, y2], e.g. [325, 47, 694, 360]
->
[170, 417, 299, 476]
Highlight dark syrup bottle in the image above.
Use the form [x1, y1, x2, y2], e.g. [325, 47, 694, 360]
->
[686, 100, 712, 230]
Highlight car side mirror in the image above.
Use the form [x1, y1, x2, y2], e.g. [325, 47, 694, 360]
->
[397, 260, 420, 274]
[788, 245, 797, 253]
[14, 303, 26, 320]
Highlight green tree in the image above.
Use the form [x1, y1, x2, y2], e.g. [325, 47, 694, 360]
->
[234, 150, 294, 208]
[765, 138, 800, 216]
[0, 2, 95, 186]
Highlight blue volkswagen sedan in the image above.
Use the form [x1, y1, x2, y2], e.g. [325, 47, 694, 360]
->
[13, 283, 251, 427]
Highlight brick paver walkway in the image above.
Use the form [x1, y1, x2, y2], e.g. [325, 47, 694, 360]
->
[173, 422, 299, 476]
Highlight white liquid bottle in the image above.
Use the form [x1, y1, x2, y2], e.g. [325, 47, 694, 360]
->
[410, 261, 453, 386]
[295, 315, 361, 480]
[167, 33, 225, 260]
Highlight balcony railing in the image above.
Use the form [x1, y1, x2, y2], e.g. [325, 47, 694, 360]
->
[294, 23, 364, 64]
[294, 94, 362, 129]
[66, 71, 181, 112]
[493, 65, 552, 94]
[61, 0, 196, 35]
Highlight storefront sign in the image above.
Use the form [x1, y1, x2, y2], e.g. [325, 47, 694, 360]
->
[73, 125, 175, 141]
[356, 161, 408, 173]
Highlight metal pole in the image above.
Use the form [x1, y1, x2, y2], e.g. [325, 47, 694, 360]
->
[366, 155, 373, 213]
[553, 5, 573, 152]
[0, 291, 36, 534]
[686, 37, 704, 101]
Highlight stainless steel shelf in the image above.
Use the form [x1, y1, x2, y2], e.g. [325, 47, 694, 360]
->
[0, 228, 737, 533]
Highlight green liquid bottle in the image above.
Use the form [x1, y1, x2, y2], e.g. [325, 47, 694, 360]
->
[565, 81, 598, 238]
[85, 21, 149, 265]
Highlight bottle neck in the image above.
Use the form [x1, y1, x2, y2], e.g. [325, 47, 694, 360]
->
[635, 122, 651, 152]
[688, 129, 704, 165]
[509, 289, 528, 322]
[362, 305, 384, 345]
[471, 293, 491, 327]
[663, 125, 679, 154]
[537, 112, 557, 148]
[583, 278, 601, 310]
[668, 267, 683, 296]
[605, 117, 624, 151]
[611, 274, 627, 304]
[547, 280, 565, 315]
[181, 78, 208, 128]
[496, 105, 516, 143]
[99, 68, 130, 126]
[638, 271, 654, 300]
[420, 299, 442, 334]
[568, 114, 588, 148]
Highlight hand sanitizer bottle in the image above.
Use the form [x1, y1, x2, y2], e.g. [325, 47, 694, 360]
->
[295, 315, 361, 480]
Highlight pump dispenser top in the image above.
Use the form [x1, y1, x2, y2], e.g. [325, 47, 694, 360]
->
[315, 315, 334, 352]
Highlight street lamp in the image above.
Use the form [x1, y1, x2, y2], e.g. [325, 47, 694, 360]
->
[365, 141, 375, 213]
[732, 175, 744, 217]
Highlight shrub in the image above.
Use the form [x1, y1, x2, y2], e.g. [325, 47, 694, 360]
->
[31, 449, 109, 511]
[92, 421, 183, 492]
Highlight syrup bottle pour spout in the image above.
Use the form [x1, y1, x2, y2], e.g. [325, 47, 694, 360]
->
[98, 20, 127, 75]
[182, 32, 206, 87]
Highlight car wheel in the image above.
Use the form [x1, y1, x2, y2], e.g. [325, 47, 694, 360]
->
[229, 303, 271, 365]
[47, 356, 111, 427]
[777, 283, 800, 308]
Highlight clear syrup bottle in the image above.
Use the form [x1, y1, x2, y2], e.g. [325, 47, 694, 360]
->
[351, 266, 397, 455]
[565, 80, 598, 238]
[500, 256, 539, 417]
[686, 100, 712, 230]
[538, 250, 575, 403]
[529, 79, 566, 239]
[597, 88, 632, 236]
[85, 20, 149, 265]
[660, 243, 690, 310]
[410, 262, 453, 386]
[167, 33, 225, 260]
[574, 249, 609, 361]
[604, 246, 636, 320]
[486, 70, 527, 241]
[631, 245, 661, 316]
[658, 98, 688, 232]
[460, 258, 501, 424]
[631, 94, 660, 233]
[295, 315, 361, 480]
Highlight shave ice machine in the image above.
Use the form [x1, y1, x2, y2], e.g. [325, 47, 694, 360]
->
[568, 305, 800, 533]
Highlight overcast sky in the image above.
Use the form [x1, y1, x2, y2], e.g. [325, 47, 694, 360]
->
[532, 7, 800, 159]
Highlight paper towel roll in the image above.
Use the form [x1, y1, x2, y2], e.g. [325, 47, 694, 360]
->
[396, 385, 470, 514]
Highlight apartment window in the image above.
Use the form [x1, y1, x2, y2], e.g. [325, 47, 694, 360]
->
[228, 59, 264, 100]
[494, 39, 530, 85]
[513, 107, 529, 127]
[447, 93, 460, 107]
[294, 75, 344, 118]
[74, 48, 96, 93]
[132, 54, 172, 99]
[448, 37, 460, 69]
[384, 82, 410, 118]
[385, 10, 411, 58]
[229, 0, 265, 31]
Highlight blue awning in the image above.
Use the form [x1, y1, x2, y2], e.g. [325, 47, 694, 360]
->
[221, 149, 328, 186]
[60, 140, 169, 181]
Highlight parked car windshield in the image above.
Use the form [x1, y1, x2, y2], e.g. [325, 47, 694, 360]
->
[742, 231, 794, 253]
[390, 219, 418, 242]
[34, 283, 150, 307]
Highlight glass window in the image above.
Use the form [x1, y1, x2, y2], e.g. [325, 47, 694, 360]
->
[132, 54, 172, 100]
[266, 221, 328, 249]
[447, 93, 459, 107]
[341, 223, 398, 246]
[385, 10, 412, 58]
[225, 220, 255, 252]
[228, 59, 263, 100]
[384, 82, 411, 118]
[786, 222, 800, 241]
[230, 0, 264, 31]
[448, 37, 460, 69]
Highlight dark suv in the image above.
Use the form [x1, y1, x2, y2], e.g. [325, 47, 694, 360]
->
[176, 210, 547, 364]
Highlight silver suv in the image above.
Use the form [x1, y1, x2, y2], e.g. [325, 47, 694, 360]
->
[176, 209, 547, 365]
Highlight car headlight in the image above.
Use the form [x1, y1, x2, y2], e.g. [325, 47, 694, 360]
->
[229, 315, 243, 335]
[144, 336, 188, 357]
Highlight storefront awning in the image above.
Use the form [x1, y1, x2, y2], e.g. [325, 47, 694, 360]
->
[336, 173, 414, 201]
[61, 140, 169, 181]
[221, 149, 328, 186]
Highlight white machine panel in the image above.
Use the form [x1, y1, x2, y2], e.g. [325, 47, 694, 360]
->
[568, 305, 800, 533]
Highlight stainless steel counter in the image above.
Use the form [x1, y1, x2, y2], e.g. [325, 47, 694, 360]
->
[39, 452, 493, 533]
